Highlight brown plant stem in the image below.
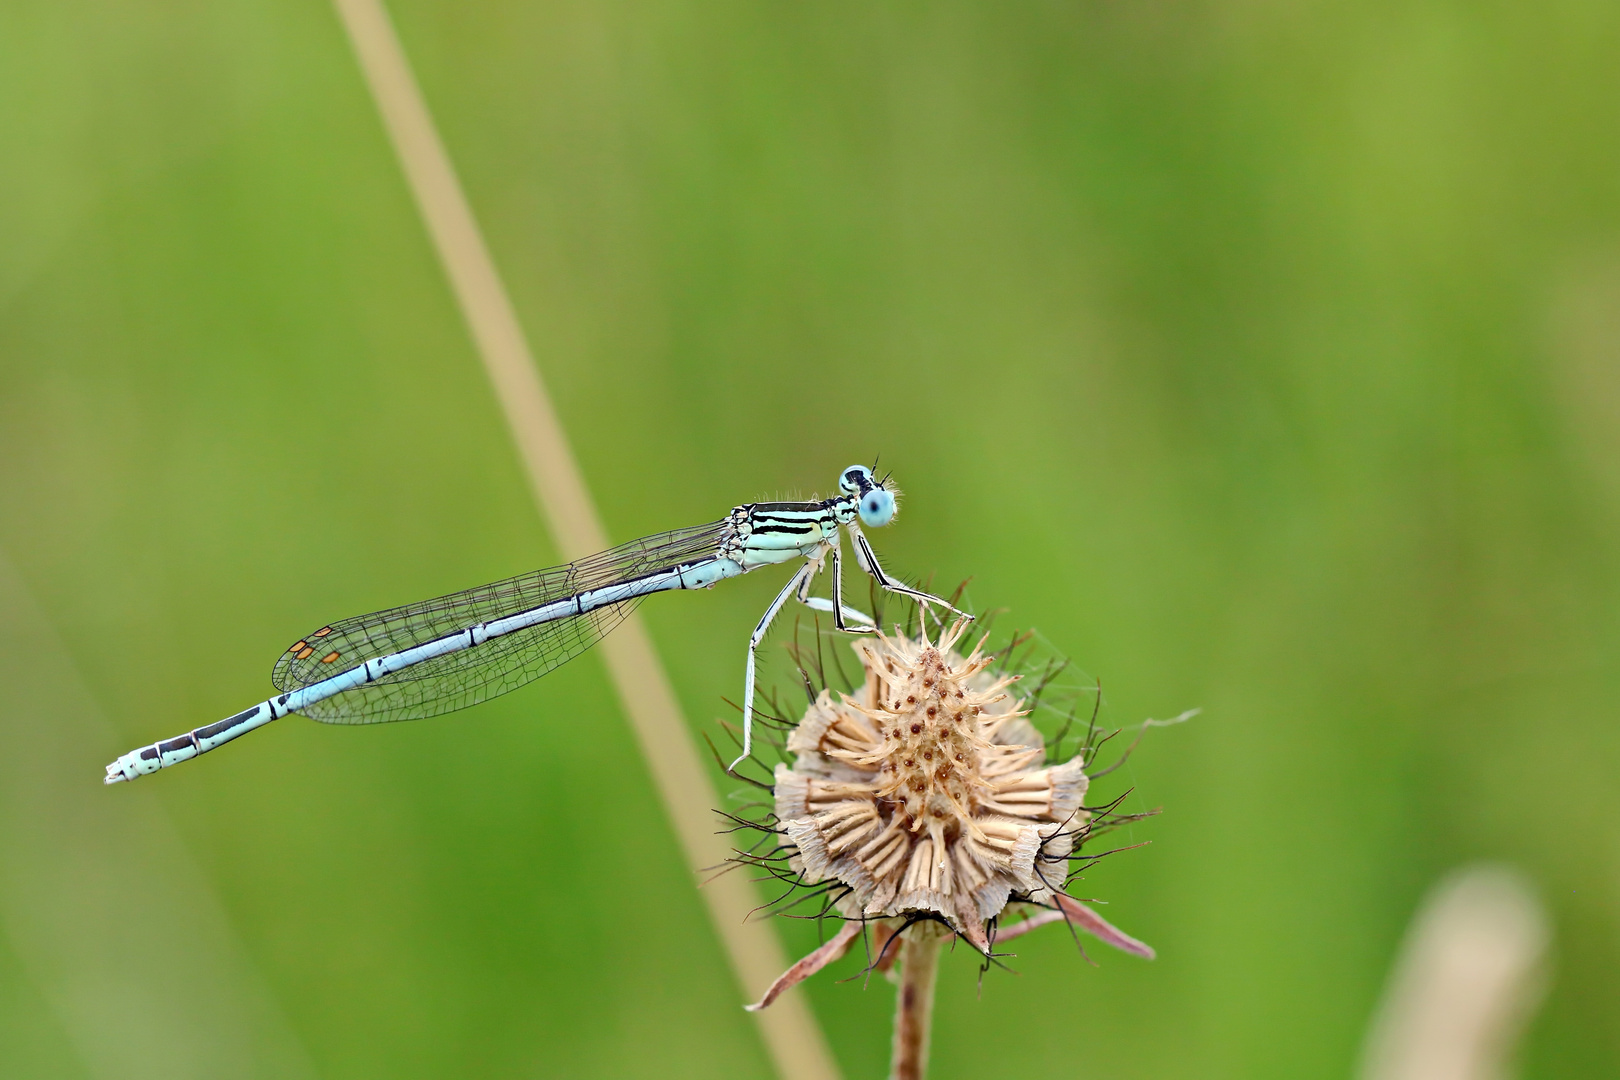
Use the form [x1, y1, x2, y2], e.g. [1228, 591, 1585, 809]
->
[890, 925, 945, 1080]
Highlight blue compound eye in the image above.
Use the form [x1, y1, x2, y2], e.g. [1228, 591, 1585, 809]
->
[859, 488, 896, 527]
[840, 465, 872, 495]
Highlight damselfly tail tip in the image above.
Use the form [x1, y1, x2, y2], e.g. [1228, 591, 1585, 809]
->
[103, 752, 138, 784]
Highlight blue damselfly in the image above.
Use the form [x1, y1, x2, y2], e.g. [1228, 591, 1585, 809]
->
[105, 465, 966, 783]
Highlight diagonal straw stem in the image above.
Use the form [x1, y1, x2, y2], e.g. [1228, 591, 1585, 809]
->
[329, 2, 841, 1077]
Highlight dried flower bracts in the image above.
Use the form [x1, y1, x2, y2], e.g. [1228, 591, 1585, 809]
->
[745, 615, 1154, 1013]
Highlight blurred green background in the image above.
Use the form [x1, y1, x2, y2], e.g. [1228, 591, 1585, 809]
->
[3, 0, 1618, 1076]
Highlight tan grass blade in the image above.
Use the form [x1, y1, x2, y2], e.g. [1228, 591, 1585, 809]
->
[329, 2, 841, 1076]
[1359, 865, 1549, 1080]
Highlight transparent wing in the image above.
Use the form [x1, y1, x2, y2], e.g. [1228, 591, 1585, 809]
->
[270, 520, 729, 725]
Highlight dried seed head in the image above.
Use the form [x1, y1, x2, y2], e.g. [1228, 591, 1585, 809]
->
[774, 618, 1089, 951]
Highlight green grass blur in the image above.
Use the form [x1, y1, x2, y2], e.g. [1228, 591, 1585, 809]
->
[3, 0, 1619, 1076]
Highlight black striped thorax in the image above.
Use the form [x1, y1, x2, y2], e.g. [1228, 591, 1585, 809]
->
[723, 494, 856, 556]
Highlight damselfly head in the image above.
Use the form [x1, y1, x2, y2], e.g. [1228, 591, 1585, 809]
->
[838, 464, 874, 495]
[840, 463, 897, 527]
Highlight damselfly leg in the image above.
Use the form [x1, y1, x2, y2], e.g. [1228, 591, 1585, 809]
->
[738, 560, 819, 767]
[847, 522, 970, 619]
[730, 528, 971, 773]
[797, 540, 875, 632]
